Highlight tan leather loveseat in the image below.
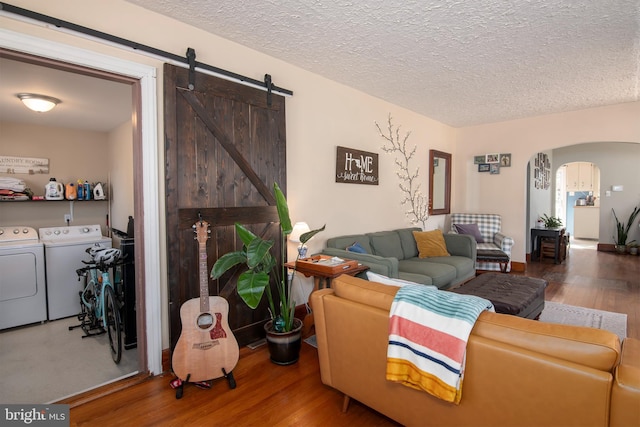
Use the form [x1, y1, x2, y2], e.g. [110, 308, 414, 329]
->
[311, 275, 640, 427]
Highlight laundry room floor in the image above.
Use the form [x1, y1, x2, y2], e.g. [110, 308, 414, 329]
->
[0, 317, 138, 404]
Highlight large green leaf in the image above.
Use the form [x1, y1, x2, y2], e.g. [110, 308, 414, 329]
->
[237, 271, 270, 309]
[274, 182, 292, 235]
[235, 223, 257, 246]
[300, 224, 326, 244]
[246, 238, 274, 269]
[210, 251, 247, 279]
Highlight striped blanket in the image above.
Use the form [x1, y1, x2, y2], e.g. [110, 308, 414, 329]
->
[386, 284, 494, 404]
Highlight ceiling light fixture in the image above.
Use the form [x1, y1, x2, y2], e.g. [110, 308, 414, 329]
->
[16, 93, 61, 112]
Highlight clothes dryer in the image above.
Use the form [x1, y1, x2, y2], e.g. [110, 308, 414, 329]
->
[0, 226, 47, 330]
[39, 225, 112, 320]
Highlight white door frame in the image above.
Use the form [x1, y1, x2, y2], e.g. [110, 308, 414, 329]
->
[0, 28, 163, 375]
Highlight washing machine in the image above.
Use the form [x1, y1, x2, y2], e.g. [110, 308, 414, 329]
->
[39, 225, 112, 320]
[0, 226, 47, 330]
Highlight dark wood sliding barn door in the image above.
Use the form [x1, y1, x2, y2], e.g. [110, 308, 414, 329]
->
[164, 64, 286, 350]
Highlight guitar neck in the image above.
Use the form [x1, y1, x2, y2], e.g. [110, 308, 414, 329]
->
[199, 239, 210, 313]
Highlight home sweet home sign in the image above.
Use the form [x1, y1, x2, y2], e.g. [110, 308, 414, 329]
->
[335, 146, 379, 185]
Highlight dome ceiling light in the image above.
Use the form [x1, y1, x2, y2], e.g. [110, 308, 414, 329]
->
[16, 93, 61, 112]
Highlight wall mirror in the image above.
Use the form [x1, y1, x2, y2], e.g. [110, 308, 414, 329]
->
[429, 150, 451, 215]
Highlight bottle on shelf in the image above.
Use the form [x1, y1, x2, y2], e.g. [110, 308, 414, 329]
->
[83, 180, 91, 200]
[65, 182, 77, 200]
[45, 178, 64, 200]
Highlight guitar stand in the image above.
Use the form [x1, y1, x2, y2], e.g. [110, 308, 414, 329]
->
[171, 369, 236, 399]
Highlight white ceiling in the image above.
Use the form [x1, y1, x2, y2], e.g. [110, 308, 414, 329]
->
[0, 57, 132, 132]
[127, 0, 640, 127]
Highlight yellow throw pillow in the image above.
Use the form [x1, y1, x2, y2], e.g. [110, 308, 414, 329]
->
[413, 229, 450, 258]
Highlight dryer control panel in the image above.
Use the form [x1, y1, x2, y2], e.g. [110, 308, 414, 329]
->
[39, 224, 104, 242]
[0, 226, 39, 242]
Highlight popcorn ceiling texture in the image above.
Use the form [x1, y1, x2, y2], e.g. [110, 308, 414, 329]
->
[128, 0, 640, 127]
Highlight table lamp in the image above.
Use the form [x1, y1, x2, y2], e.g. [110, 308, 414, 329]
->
[289, 222, 311, 258]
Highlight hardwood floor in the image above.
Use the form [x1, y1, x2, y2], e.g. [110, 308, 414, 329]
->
[67, 246, 639, 426]
[523, 244, 639, 340]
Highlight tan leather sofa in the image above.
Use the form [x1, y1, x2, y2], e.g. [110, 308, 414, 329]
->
[311, 275, 640, 427]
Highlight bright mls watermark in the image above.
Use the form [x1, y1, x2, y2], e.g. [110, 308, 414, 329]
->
[1, 405, 69, 426]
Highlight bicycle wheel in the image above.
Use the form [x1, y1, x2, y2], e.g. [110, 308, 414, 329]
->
[104, 285, 122, 364]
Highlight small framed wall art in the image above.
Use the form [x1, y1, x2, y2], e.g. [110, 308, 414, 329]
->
[474, 155, 486, 164]
[499, 153, 511, 167]
[478, 163, 490, 172]
[486, 153, 500, 163]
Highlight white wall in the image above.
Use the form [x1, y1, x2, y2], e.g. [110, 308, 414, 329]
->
[107, 120, 134, 233]
[527, 150, 554, 244]
[456, 102, 640, 263]
[0, 121, 110, 231]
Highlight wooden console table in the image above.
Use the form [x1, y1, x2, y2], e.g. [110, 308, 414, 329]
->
[530, 227, 566, 264]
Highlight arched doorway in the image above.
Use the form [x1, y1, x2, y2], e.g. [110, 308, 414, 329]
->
[556, 162, 601, 249]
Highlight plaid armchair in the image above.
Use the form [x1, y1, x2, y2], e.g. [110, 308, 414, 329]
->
[449, 213, 514, 272]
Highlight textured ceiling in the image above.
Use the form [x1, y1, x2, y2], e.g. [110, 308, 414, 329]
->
[127, 0, 640, 127]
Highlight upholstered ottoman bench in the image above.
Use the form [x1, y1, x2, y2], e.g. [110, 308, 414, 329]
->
[451, 273, 547, 319]
[476, 249, 510, 272]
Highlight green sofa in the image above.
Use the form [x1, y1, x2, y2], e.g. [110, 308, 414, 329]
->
[321, 227, 476, 289]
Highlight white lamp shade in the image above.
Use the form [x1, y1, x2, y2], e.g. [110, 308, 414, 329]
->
[289, 222, 310, 243]
[17, 93, 61, 112]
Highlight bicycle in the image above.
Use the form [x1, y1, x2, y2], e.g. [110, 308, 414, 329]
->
[71, 245, 124, 364]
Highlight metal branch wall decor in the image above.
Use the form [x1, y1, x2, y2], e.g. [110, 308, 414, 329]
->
[375, 114, 429, 229]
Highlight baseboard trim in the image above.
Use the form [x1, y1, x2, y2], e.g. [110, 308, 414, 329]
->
[597, 243, 616, 252]
[510, 261, 526, 272]
[162, 348, 171, 373]
[57, 372, 151, 408]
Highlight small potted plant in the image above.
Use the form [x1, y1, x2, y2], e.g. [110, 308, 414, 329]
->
[628, 243, 639, 256]
[211, 183, 324, 364]
[539, 214, 563, 229]
[612, 205, 640, 254]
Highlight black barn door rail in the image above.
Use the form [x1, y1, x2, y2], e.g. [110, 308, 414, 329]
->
[0, 2, 293, 97]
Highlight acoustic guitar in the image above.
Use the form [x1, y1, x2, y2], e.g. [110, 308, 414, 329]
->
[172, 219, 239, 386]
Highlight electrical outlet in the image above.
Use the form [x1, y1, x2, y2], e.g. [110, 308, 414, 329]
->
[64, 214, 71, 222]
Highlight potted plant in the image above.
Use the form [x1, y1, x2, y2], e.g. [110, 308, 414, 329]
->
[539, 214, 563, 229]
[628, 243, 639, 256]
[211, 183, 324, 365]
[612, 205, 640, 254]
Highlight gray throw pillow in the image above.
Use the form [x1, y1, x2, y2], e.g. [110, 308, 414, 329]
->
[454, 223, 485, 243]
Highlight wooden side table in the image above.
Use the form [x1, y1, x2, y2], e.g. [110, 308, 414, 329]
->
[285, 255, 369, 337]
[530, 227, 565, 264]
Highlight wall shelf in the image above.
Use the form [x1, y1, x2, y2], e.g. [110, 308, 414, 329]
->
[1, 199, 108, 203]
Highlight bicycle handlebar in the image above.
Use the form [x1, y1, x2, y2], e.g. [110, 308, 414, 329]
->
[76, 255, 127, 278]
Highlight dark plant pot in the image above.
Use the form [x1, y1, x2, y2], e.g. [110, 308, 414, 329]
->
[615, 245, 627, 254]
[264, 318, 303, 365]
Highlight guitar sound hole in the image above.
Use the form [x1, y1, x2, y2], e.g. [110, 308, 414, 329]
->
[197, 313, 214, 330]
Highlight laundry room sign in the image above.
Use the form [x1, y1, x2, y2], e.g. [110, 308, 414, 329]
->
[335, 146, 379, 185]
[0, 156, 49, 174]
